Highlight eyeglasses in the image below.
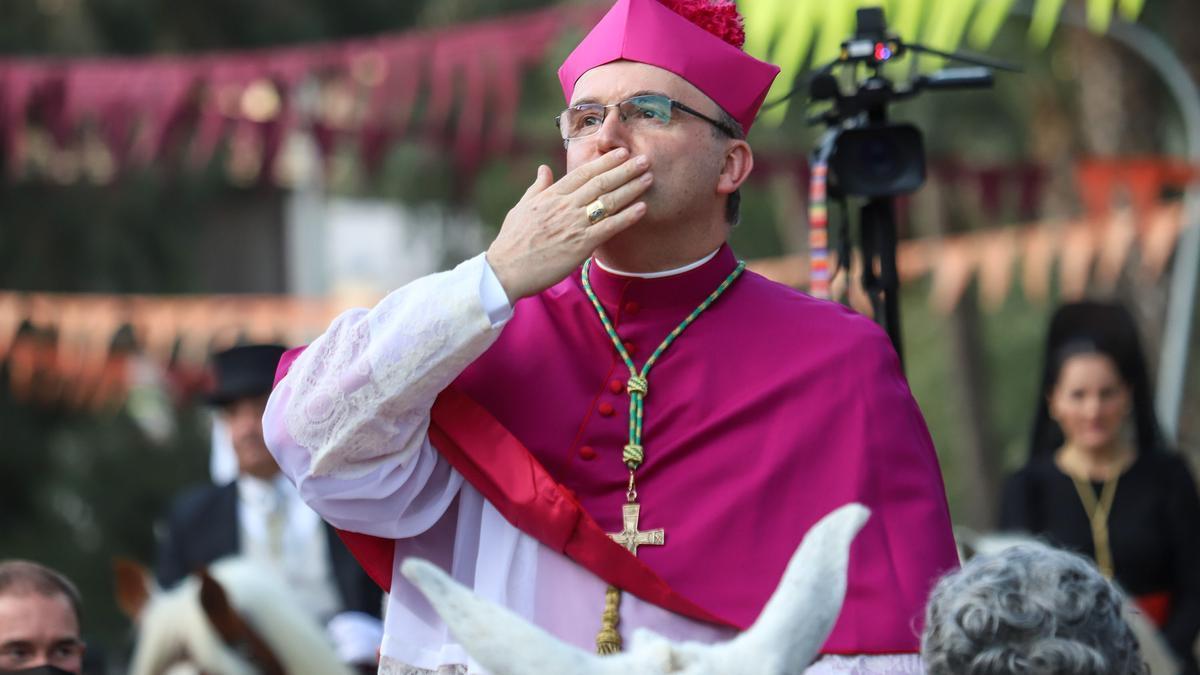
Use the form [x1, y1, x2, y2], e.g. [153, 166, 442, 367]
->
[555, 94, 736, 142]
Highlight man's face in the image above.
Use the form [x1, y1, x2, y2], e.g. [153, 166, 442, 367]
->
[566, 61, 730, 227]
[220, 393, 278, 480]
[0, 592, 84, 674]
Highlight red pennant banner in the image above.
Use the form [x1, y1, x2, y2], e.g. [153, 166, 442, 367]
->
[0, 6, 601, 180]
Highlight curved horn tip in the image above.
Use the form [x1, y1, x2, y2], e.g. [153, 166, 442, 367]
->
[830, 503, 870, 533]
[400, 557, 447, 591]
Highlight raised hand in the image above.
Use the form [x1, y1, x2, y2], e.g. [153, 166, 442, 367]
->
[486, 148, 652, 302]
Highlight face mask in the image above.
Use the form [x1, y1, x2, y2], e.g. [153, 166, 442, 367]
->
[0, 666, 77, 675]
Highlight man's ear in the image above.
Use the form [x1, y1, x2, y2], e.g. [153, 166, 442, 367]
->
[716, 140, 753, 196]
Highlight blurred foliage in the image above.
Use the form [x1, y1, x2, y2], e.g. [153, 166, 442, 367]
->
[903, 277, 1055, 513]
[1, 0, 568, 665]
[0, 166, 235, 293]
[0, 379, 211, 665]
[739, 0, 1148, 124]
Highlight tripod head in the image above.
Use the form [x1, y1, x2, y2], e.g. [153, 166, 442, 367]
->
[800, 7, 1018, 363]
[808, 7, 1019, 197]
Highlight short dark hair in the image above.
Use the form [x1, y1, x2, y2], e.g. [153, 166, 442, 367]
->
[0, 560, 83, 625]
[713, 109, 746, 227]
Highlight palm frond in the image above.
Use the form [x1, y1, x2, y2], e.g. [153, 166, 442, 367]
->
[740, 0, 1149, 125]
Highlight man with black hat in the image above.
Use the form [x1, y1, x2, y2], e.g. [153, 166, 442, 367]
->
[156, 344, 382, 669]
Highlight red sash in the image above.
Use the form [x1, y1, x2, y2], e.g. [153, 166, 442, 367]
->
[1134, 591, 1172, 627]
[269, 348, 732, 628]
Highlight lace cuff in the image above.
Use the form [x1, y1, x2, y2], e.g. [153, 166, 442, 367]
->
[280, 253, 505, 478]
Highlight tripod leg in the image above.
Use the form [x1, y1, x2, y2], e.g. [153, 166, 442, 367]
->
[860, 198, 905, 369]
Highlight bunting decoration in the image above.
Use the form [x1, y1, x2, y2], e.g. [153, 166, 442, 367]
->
[0, 294, 357, 410]
[763, 200, 1188, 315]
[0, 201, 1190, 410]
[1076, 158, 1197, 234]
[930, 235, 979, 315]
[975, 227, 1019, 311]
[0, 5, 600, 183]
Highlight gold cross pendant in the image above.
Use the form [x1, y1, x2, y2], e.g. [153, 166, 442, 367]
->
[607, 502, 664, 555]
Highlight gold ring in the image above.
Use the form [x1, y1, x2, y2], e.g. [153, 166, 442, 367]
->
[586, 199, 607, 224]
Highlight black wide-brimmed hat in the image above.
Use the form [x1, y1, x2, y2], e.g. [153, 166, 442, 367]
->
[207, 344, 288, 406]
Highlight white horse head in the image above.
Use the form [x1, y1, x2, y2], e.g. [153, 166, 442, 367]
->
[117, 557, 355, 675]
[402, 503, 870, 675]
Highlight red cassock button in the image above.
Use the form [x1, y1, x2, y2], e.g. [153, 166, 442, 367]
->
[609, 379, 624, 394]
[623, 301, 640, 315]
[579, 446, 596, 460]
[598, 402, 615, 417]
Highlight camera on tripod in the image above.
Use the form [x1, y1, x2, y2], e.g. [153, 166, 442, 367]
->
[803, 7, 1017, 362]
[812, 7, 1009, 197]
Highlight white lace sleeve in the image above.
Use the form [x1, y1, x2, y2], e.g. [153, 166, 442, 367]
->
[804, 654, 925, 674]
[263, 252, 508, 538]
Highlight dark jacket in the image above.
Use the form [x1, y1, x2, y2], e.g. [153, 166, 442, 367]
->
[156, 480, 381, 618]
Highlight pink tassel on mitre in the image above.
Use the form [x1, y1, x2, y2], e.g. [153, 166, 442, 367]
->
[658, 0, 746, 49]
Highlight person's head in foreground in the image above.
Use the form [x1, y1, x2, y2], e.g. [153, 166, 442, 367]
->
[922, 542, 1146, 675]
[0, 560, 85, 675]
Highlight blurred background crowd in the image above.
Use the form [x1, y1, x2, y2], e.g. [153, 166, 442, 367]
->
[2, 0, 1199, 672]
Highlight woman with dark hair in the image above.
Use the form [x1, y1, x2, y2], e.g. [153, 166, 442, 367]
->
[1000, 300, 1200, 674]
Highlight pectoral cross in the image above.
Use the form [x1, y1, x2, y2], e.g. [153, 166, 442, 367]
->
[607, 502, 664, 555]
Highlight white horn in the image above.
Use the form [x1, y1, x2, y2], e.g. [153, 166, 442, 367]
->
[670, 503, 871, 675]
[401, 559, 636, 675]
[404, 502, 870, 675]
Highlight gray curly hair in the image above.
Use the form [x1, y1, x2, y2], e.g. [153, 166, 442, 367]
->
[921, 542, 1147, 675]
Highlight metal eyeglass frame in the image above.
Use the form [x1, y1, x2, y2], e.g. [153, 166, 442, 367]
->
[555, 94, 737, 142]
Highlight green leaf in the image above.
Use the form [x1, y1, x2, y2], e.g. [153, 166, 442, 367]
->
[754, 0, 823, 125]
[1087, 0, 1115, 34]
[741, 0, 787, 62]
[813, 1, 865, 66]
[889, 0, 927, 43]
[1028, 0, 1067, 48]
[1117, 0, 1146, 22]
[921, 0, 978, 70]
[968, 0, 1018, 49]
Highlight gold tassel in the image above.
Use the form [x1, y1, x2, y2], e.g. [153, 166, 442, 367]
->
[595, 584, 623, 655]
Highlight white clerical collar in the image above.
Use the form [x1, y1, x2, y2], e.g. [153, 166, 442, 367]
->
[593, 247, 721, 279]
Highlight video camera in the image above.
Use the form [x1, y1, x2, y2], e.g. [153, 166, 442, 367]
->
[812, 7, 1014, 197]
[804, 7, 1017, 362]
